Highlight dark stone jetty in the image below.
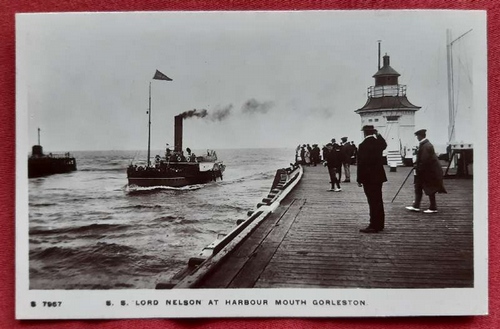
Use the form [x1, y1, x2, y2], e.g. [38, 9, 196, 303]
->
[173, 165, 473, 289]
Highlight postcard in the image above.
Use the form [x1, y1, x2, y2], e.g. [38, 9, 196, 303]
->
[16, 10, 487, 319]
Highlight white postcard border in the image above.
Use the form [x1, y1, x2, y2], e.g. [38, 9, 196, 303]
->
[15, 10, 488, 319]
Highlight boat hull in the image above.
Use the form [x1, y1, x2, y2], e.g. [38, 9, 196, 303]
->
[28, 157, 77, 178]
[127, 162, 224, 187]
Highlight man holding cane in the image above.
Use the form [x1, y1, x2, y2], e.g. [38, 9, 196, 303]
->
[405, 129, 447, 213]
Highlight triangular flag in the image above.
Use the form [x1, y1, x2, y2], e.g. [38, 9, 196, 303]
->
[153, 70, 173, 81]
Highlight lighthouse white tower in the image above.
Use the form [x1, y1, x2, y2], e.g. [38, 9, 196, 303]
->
[355, 53, 420, 166]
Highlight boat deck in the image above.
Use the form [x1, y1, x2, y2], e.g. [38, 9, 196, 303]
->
[188, 165, 474, 289]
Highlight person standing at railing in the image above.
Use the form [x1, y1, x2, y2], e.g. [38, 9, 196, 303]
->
[300, 145, 306, 165]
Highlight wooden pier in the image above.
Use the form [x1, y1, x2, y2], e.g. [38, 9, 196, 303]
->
[176, 165, 473, 289]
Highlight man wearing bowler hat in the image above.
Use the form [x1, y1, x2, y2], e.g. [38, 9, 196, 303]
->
[406, 129, 447, 213]
[357, 125, 387, 233]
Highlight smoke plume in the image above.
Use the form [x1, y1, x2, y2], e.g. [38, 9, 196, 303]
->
[178, 109, 208, 119]
[241, 98, 274, 115]
[210, 104, 233, 121]
[178, 104, 233, 122]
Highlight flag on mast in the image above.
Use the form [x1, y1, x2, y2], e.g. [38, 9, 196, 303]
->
[153, 70, 173, 81]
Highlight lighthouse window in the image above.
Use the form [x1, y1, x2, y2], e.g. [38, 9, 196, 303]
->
[386, 116, 399, 122]
[368, 119, 373, 122]
[374, 118, 379, 122]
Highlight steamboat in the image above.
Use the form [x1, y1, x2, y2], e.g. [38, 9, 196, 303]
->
[127, 114, 225, 187]
[28, 128, 77, 178]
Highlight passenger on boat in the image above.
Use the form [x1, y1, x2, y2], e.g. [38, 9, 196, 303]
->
[155, 155, 161, 168]
[186, 148, 197, 162]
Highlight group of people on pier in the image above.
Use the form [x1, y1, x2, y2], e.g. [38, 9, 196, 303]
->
[297, 126, 447, 234]
[296, 138, 358, 192]
[296, 144, 321, 166]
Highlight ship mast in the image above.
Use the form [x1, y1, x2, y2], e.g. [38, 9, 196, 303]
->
[147, 70, 173, 167]
[147, 82, 152, 167]
[446, 28, 472, 143]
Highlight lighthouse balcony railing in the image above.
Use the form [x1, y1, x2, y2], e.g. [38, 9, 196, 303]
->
[367, 85, 407, 98]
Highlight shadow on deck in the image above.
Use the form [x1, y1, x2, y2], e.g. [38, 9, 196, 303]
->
[189, 165, 473, 289]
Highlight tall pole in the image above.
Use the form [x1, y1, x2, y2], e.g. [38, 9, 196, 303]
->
[446, 29, 455, 143]
[447, 28, 473, 144]
[147, 82, 152, 167]
[37, 127, 40, 145]
[377, 40, 382, 70]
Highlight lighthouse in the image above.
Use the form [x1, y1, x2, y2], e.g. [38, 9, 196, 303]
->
[355, 53, 420, 166]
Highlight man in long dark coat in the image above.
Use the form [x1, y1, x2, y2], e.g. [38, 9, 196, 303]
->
[350, 141, 358, 165]
[357, 125, 387, 233]
[331, 138, 342, 182]
[311, 144, 321, 166]
[340, 136, 352, 182]
[324, 143, 342, 192]
[406, 129, 447, 213]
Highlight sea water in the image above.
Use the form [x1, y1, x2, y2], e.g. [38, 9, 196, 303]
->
[28, 148, 294, 289]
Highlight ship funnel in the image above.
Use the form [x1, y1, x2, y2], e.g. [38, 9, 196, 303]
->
[174, 115, 183, 153]
[32, 145, 43, 157]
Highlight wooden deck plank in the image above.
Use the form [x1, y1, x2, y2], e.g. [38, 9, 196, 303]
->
[227, 199, 306, 288]
[192, 165, 473, 289]
[194, 198, 304, 288]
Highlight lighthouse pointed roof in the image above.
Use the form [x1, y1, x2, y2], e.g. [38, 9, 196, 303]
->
[356, 95, 420, 112]
[373, 54, 400, 78]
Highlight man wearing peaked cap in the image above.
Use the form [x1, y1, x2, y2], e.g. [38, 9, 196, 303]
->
[414, 129, 427, 136]
[406, 129, 447, 214]
[357, 125, 387, 233]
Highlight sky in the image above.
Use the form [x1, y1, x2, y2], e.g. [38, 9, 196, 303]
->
[17, 10, 486, 152]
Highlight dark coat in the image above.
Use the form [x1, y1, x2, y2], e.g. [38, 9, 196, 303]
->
[415, 139, 447, 195]
[357, 134, 387, 185]
[311, 146, 321, 162]
[340, 143, 354, 163]
[332, 143, 342, 169]
[324, 148, 342, 168]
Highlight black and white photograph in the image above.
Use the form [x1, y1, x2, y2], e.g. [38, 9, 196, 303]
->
[16, 10, 487, 319]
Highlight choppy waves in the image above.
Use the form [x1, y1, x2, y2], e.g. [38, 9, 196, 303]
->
[30, 223, 131, 236]
[28, 148, 294, 289]
[30, 242, 141, 271]
[125, 184, 205, 194]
